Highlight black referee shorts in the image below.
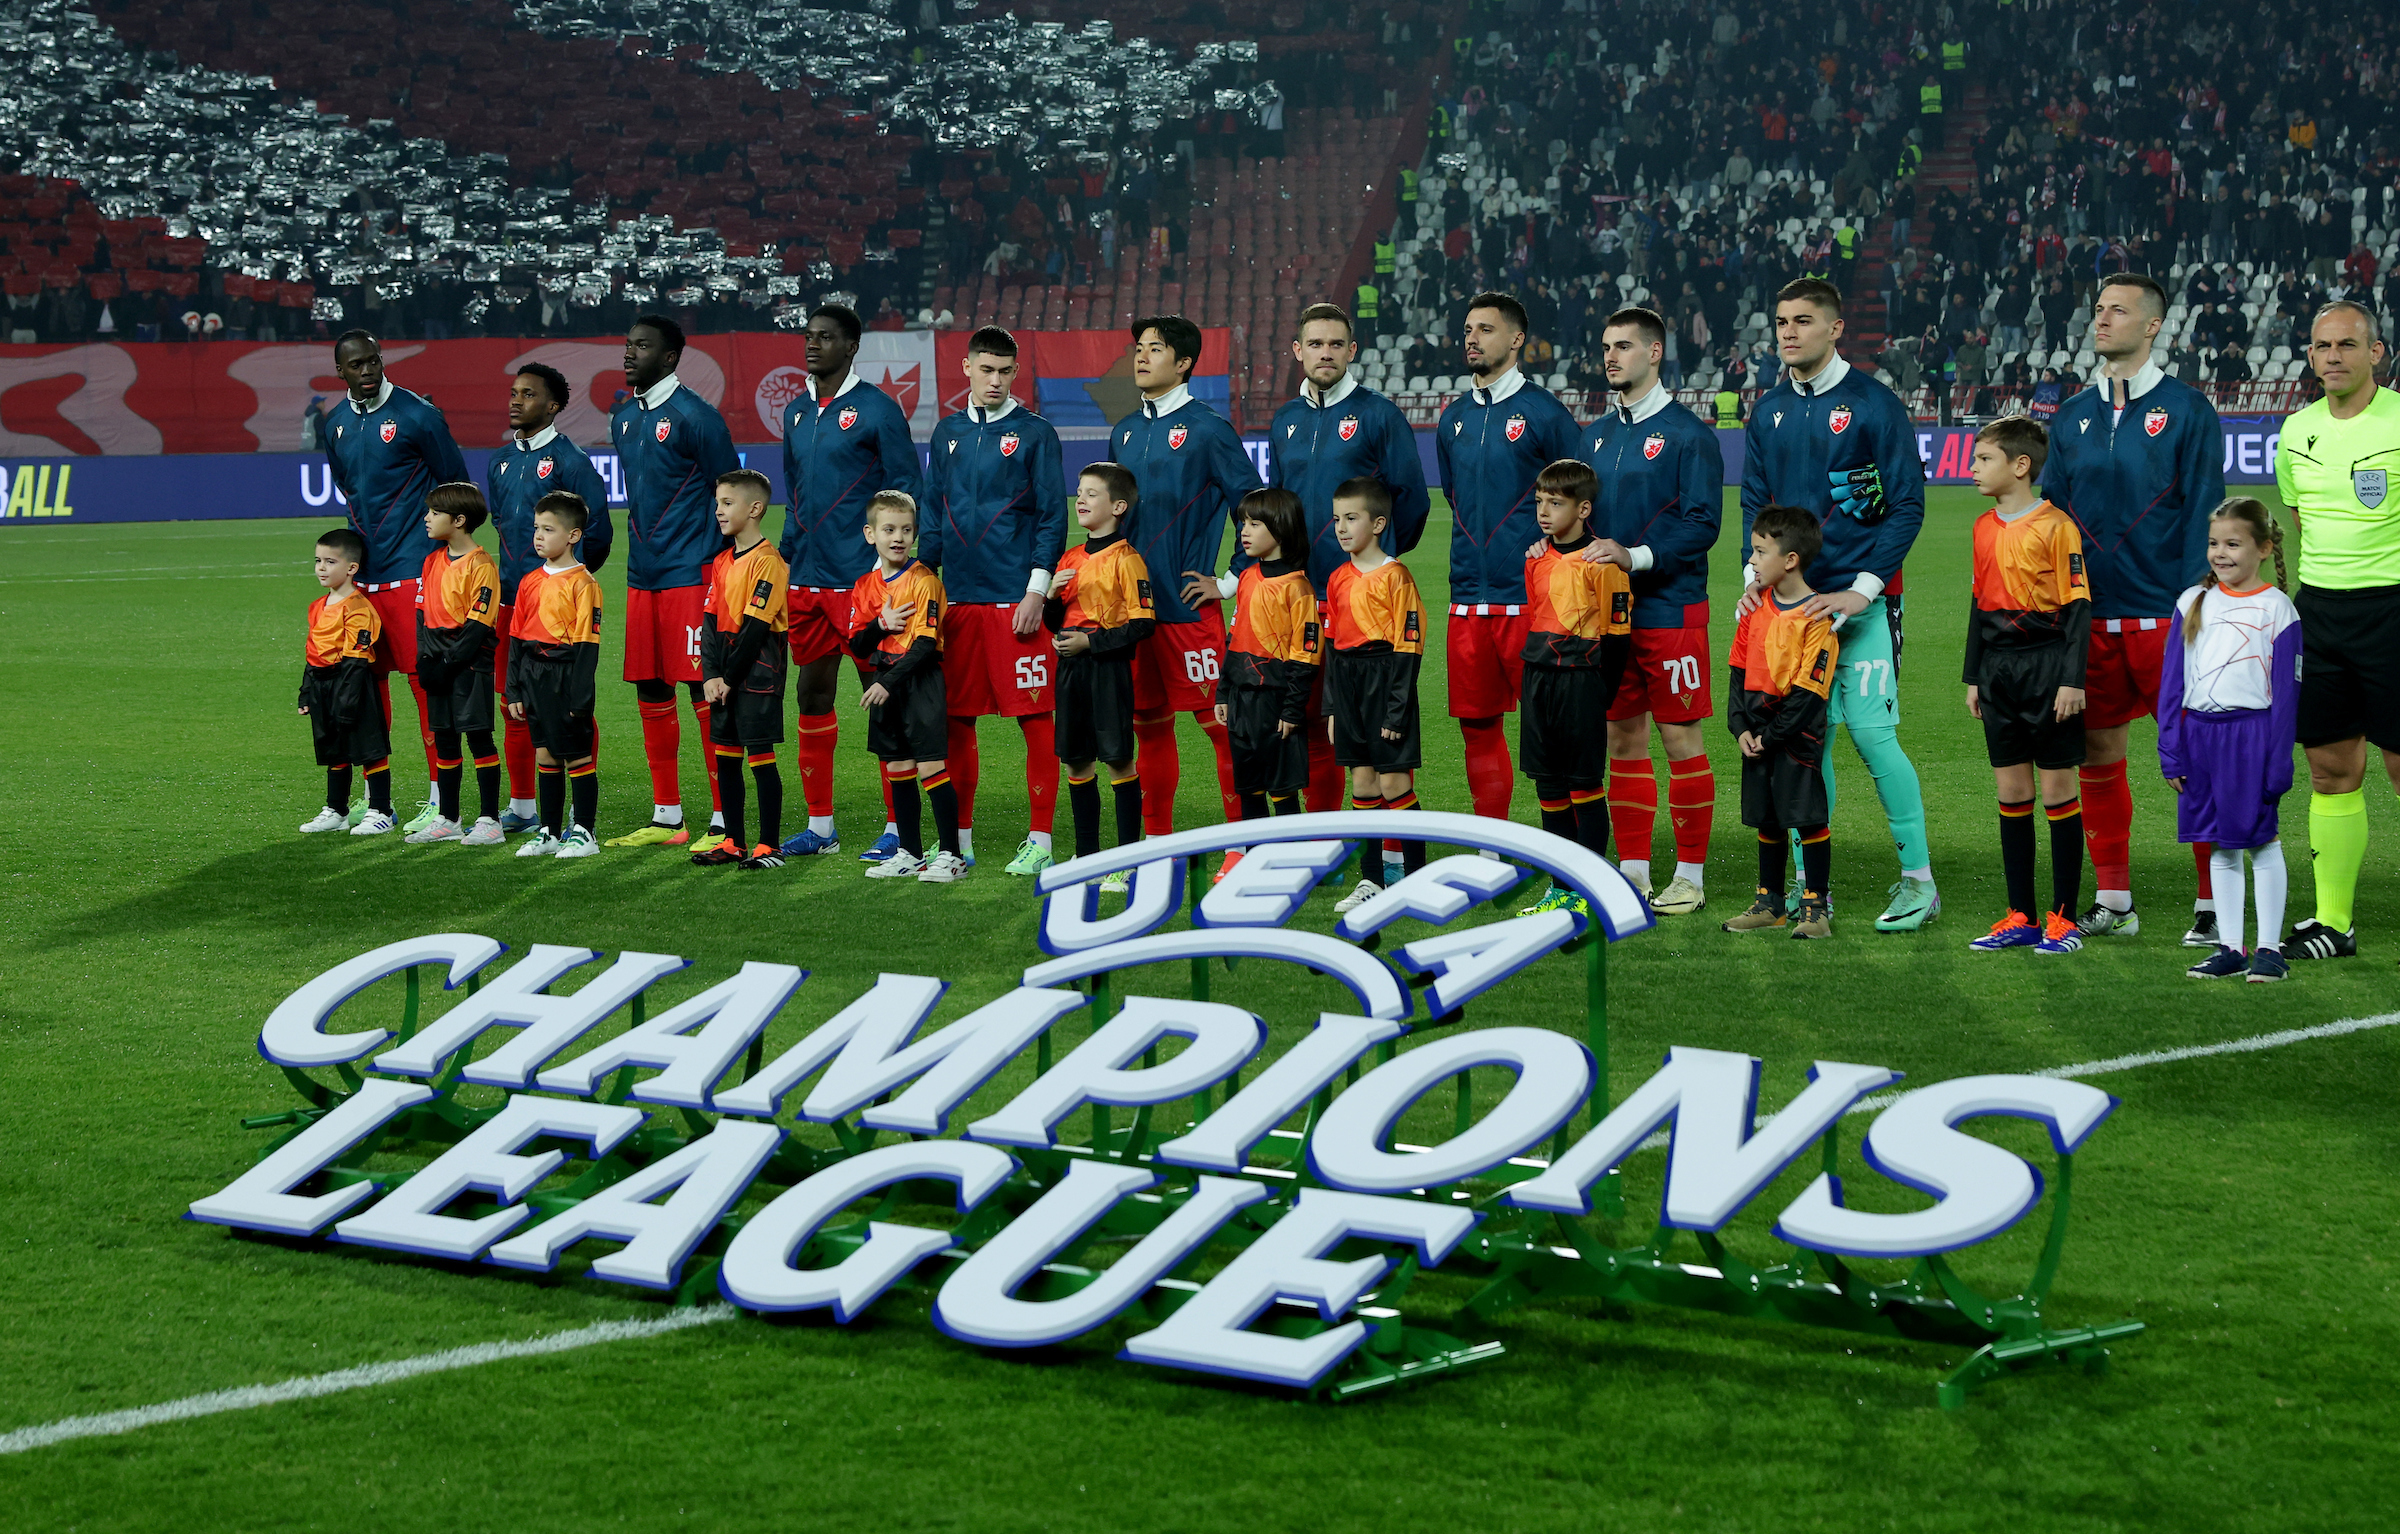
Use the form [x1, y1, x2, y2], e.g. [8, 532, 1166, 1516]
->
[2296, 583, 2400, 753]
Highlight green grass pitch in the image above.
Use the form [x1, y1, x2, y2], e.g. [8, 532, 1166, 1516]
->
[2, 486, 2396, 1531]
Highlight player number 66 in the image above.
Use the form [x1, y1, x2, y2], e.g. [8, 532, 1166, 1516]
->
[1182, 650, 1221, 684]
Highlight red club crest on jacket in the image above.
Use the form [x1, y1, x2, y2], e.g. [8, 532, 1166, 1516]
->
[536, 457, 554, 480]
[999, 431, 1020, 457]
[1643, 432, 1665, 460]
[1827, 404, 1853, 435]
[1168, 424, 1189, 450]
[1337, 414, 1359, 441]
[838, 406, 859, 431]
[379, 420, 396, 443]
[655, 418, 670, 442]
[2145, 406, 2168, 437]
[1504, 414, 1527, 442]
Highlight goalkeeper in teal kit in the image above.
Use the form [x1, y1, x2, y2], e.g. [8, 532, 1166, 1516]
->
[1740, 278, 1940, 931]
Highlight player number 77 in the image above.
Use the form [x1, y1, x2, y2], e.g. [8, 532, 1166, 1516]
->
[1849, 657, 1891, 696]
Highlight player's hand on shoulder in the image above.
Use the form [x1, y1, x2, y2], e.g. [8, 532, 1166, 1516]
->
[1585, 538, 1633, 569]
[1735, 580, 1764, 618]
[1798, 589, 1868, 623]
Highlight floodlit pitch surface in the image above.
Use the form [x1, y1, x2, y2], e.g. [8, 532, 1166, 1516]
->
[2, 489, 2395, 1532]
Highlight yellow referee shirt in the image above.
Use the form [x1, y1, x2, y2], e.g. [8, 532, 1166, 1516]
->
[2276, 387, 2400, 589]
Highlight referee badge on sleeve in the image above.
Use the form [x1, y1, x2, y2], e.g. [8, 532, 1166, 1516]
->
[2356, 469, 2387, 510]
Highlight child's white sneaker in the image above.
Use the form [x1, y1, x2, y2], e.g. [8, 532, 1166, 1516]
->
[554, 825, 599, 859]
[1333, 879, 1383, 914]
[866, 849, 924, 879]
[299, 807, 347, 833]
[404, 816, 464, 844]
[917, 850, 969, 884]
[515, 828, 564, 857]
[459, 817, 506, 847]
[349, 810, 396, 836]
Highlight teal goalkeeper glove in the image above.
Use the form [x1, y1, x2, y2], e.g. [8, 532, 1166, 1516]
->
[1829, 465, 1891, 523]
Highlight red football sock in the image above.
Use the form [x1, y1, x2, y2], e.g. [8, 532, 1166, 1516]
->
[406, 674, 438, 779]
[946, 716, 982, 829]
[2079, 759, 2132, 893]
[638, 697, 681, 807]
[1134, 709, 1180, 836]
[1304, 729, 1343, 812]
[881, 760, 897, 825]
[503, 713, 535, 800]
[796, 711, 838, 818]
[1194, 708, 1240, 822]
[2192, 840, 2215, 901]
[1459, 715, 1514, 820]
[1019, 713, 1059, 835]
[1607, 756, 1659, 864]
[1667, 753, 1716, 867]
[689, 694, 720, 814]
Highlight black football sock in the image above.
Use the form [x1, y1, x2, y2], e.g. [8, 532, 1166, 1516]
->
[1239, 789, 1270, 821]
[326, 765, 353, 814]
[433, 730, 463, 822]
[1570, 786, 1610, 861]
[1799, 826, 1831, 904]
[714, 747, 746, 849]
[1349, 792, 1385, 881]
[751, 757, 782, 849]
[1999, 797, 2036, 918]
[468, 731, 500, 822]
[1536, 781, 1576, 842]
[1388, 788, 1427, 874]
[926, 769, 961, 857]
[538, 763, 566, 836]
[890, 770, 923, 857]
[1067, 774, 1101, 860]
[2046, 797, 2085, 919]
[1266, 792, 1300, 816]
[364, 759, 393, 816]
[1757, 829, 1787, 912]
[1110, 768, 1142, 850]
[568, 764, 597, 835]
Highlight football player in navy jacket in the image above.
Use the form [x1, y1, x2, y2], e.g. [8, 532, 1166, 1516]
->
[486, 362, 613, 830]
[1435, 292, 1580, 820]
[922, 327, 1069, 875]
[2039, 273, 2227, 943]
[779, 303, 924, 861]
[605, 315, 742, 850]
[1107, 314, 1261, 834]
[1265, 301, 1431, 816]
[1563, 307, 1724, 915]
[323, 329, 468, 829]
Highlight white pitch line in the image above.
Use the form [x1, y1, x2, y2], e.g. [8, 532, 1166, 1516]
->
[0, 1306, 733, 1457]
[8, 1009, 2397, 1454]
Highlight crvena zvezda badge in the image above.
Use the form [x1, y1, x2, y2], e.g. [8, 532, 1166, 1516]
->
[1338, 415, 1359, 441]
[379, 421, 396, 443]
[655, 419, 670, 442]
[1000, 432, 1020, 457]
[1643, 433, 1665, 460]
[2145, 407, 2168, 438]
[1828, 404, 1853, 435]
[1168, 424, 1189, 450]
[839, 407, 859, 431]
[1504, 415, 1526, 442]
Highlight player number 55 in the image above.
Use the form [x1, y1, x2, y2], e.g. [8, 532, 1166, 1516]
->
[1014, 654, 1049, 690]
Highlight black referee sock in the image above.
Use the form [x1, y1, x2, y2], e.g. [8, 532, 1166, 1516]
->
[1999, 798, 2037, 919]
[537, 764, 565, 837]
[326, 765, 353, 814]
[1110, 769, 1143, 850]
[890, 770, 923, 858]
[752, 759, 783, 849]
[2046, 797, 2085, 919]
[1067, 773, 1101, 861]
[715, 747, 747, 849]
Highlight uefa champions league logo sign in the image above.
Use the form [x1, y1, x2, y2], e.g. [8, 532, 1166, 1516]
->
[191, 814, 2137, 1403]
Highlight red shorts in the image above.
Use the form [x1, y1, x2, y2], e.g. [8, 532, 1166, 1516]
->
[621, 585, 704, 684]
[1446, 607, 1530, 718]
[1131, 610, 1229, 714]
[1608, 625, 1716, 724]
[2085, 620, 2170, 729]
[786, 586, 855, 667]
[941, 602, 1057, 717]
[364, 581, 419, 676]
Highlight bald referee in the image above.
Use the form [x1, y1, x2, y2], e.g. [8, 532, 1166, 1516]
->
[2277, 300, 2400, 961]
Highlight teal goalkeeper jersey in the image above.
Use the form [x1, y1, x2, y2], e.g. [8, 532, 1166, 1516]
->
[2276, 387, 2400, 589]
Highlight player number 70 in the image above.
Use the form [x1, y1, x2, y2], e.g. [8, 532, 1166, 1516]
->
[1661, 654, 1702, 693]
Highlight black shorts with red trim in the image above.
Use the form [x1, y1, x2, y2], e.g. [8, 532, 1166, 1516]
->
[1519, 665, 1612, 788]
[1056, 650, 1137, 766]
[866, 668, 948, 762]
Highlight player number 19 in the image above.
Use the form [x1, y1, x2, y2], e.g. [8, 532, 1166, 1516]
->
[685, 625, 703, 659]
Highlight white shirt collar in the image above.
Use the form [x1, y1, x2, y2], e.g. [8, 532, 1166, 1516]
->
[638, 373, 681, 410]
[1789, 354, 1851, 395]
[2092, 355, 2165, 403]
[1616, 379, 1670, 423]
[807, 370, 861, 404]
[515, 424, 559, 451]
[967, 396, 1017, 424]
[1141, 382, 1194, 417]
[1470, 365, 1525, 406]
[1300, 372, 1358, 409]
[348, 379, 394, 415]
